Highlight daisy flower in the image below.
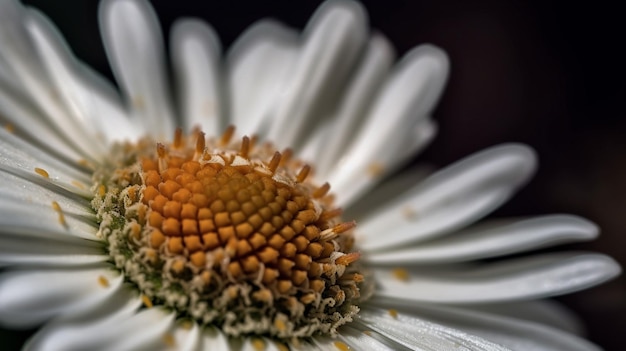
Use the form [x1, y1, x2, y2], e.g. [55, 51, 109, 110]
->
[0, 0, 620, 350]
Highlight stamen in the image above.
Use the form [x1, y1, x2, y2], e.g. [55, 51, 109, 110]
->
[280, 148, 293, 166]
[320, 221, 356, 240]
[240, 136, 251, 158]
[312, 182, 331, 199]
[319, 208, 343, 221]
[267, 152, 282, 174]
[156, 143, 167, 174]
[296, 165, 311, 183]
[220, 125, 236, 146]
[173, 127, 183, 149]
[194, 131, 206, 160]
[335, 252, 360, 266]
[34, 167, 49, 179]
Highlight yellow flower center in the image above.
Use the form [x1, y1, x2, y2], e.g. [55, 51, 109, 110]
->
[91, 127, 367, 340]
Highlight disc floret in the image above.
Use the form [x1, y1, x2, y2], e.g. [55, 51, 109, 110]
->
[92, 128, 367, 340]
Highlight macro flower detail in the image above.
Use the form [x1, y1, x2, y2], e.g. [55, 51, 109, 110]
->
[0, 0, 620, 350]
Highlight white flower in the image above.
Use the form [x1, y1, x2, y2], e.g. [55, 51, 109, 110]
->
[0, 0, 620, 350]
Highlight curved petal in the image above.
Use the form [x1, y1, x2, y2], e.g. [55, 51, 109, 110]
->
[365, 215, 598, 264]
[328, 44, 449, 206]
[199, 327, 229, 351]
[99, 0, 175, 137]
[313, 33, 395, 178]
[0, 128, 92, 198]
[374, 253, 620, 304]
[0, 170, 93, 218]
[170, 321, 201, 351]
[0, 235, 106, 267]
[171, 19, 222, 135]
[25, 286, 141, 351]
[0, 201, 99, 242]
[265, 0, 368, 149]
[357, 144, 537, 251]
[226, 20, 298, 137]
[472, 300, 584, 336]
[357, 307, 510, 350]
[0, 87, 86, 163]
[103, 308, 175, 350]
[369, 298, 600, 351]
[0, 266, 122, 328]
[25, 9, 141, 144]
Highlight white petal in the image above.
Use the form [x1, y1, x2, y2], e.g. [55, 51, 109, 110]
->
[23, 10, 112, 156]
[227, 20, 298, 137]
[328, 45, 449, 206]
[171, 19, 222, 135]
[105, 308, 175, 351]
[365, 215, 598, 264]
[369, 298, 600, 351]
[25, 9, 141, 144]
[357, 307, 510, 351]
[0, 235, 106, 267]
[265, 0, 367, 149]
[337, 326, 397, 350]
[99, 0, 175, 137]
[0, 200, 98, 242]
[25, 286, 141, 351]
[473, 300, 584, 336]
[358, 144, 537, 251]
[0, 170, 93, 218]
[199, 328, 229, 351]
[0, 128, 92, 198]
[0, 266, 122, 328]
[314, 33, 395, 178]
[0, 88, 86, 163]
[374, 253, 620, 303]
[241, 338, 283, 351]
[171, 322, 201, 351]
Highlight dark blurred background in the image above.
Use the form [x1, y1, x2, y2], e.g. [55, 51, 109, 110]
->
[7, 0, 625, 349]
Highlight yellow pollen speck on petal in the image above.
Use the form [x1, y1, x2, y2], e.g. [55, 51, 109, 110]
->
[388, 309, 398, 319]
[97, 275, 109, 288]
[35, 167, 49, 178]
[252, 338, 265, 351]
[366, 163, 385, 177]
[51, 201, 66, 227]
[71, 180, 86, 190]
[133, 95, 145, 109]
[402, 206, 418, 220]
[363, 330, 372, 336]
[4, 123, 15, 133]
[276, 343, 289, 351]
[334, 341, 351, 351]
[162, 332, 175, 348]
[180, 320, 193, 330]
[141, 294, 153, 308]
[392, 268, 409, 282]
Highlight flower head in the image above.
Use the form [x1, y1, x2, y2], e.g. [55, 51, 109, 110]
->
[0, 0, 620, 350]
